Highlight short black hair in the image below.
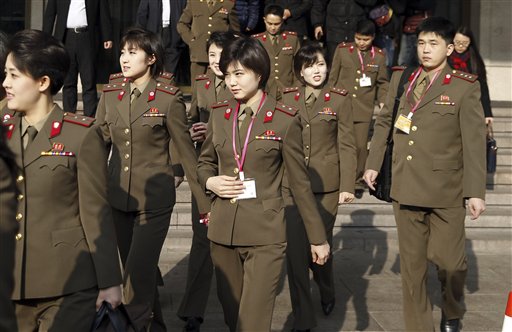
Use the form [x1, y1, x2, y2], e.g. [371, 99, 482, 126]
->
[356, 19, 376, 36]
[416, 17, 455, 45]
[6, 29, 69, 95]
[220, 36, 270, 89]
[294, 41, 328, 86]
[206, 31, 237, 53]
[264, 4, 284, 17]
[120, 27, 164, 79]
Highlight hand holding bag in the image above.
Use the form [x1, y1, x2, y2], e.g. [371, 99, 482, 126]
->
[486, 124, 498, 173]
[91, 302, 136, 332]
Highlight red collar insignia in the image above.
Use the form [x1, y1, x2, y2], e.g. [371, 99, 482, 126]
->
[148, 90, 156, 102]
[6, 124, 14, 139]
[50, 121, 62, 138]
[324, 92, 331, 102]
[224, 108, 232, 120]
[294, 92, 300, 101]
[264, 110, 274, 123]
[443, 74, 452, 85]
[118, 90, 125, 101]
[205, 80, 211, 89]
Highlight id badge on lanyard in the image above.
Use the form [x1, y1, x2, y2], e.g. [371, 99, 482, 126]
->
[358, 47, 374, 87]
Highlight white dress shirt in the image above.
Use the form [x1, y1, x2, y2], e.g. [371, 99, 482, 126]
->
[66, 0, 88, 28]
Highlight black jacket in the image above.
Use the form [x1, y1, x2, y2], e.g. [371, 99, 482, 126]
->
[43, 0, 112, 43]
[266, 0, 312, 37]
[137, 0, 186, 35]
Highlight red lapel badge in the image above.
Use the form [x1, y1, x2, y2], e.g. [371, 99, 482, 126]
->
[264, 110, 274, 123]
[6, 124, 14, 139]
[150, 107, 159, 113]
[205, 80, 211, 89]
[50, 121, 62, 138]
[262, 34, 267, 42]
[294, 92, 300, 101]
[324, 92, 331, 102]
[224, 108, 232, 120]
[282, 33, 287, 40]
[440, 95, 450, 102]
[265, 130, 275, 136]
[443, 74, 452, 85]
[118, 90, 125, 101]
[349, 45, 354, 53]
[52, 142, 64, 152]
[148, 90, 156, 102]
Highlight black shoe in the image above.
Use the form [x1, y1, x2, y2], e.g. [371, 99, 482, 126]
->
[321, 299, 335, 316]
[440, 314, 461, 332]
[183, 317, 202, 332]
[354, 189, 364, 199]
[291, 329, 311, 332]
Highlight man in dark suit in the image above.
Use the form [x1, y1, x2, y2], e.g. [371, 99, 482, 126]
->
[136, 0, 187, 74]
[43, 0, 113, 117]
[265, 0, 312, 39]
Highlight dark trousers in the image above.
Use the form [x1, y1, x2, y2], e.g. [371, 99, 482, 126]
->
[161, 27, 186, 74]
[392, 202, 467, 331]
[112, 206, 172, 332]
[285, 191, 337, 330]
[211, 241, 286, 332]
[15, 288, 98, 331]
[177, 195, 214, 321]
[63, 29, 97, 116]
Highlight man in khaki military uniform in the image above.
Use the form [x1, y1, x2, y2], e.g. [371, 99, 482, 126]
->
[364, 17, 486, 332]
[329, 20, 388, 197]
[177, 0, 240, 84]
[253, 4, 300, 98]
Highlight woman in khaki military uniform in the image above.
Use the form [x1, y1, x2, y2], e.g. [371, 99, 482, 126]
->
[280, 42, 357, 331]
[197, 36, 330, 332]
[95, 27, 210, 331]
[2, 29, 122, 331]
[177, 31, 236, 331]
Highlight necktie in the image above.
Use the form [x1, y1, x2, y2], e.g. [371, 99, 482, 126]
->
[25, 126, 38, 150]
[239, 107, 253, 139]
[413, 76, 429, 102]
[131, 87, 141, 104]
[305, 92, 317, 112]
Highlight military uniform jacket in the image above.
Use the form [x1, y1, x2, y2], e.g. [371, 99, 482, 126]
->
[190, 71, 233, 125]
[328, 42, 389, 122]
[281, 85, 357, 194]
[96, 78, 210, 213]
[366, 66, 486, 208]
[197, 95, 327, 246]
[252, 31, 300, 98]
[0, 157, 18, 331]
[177, 0, 240, 63]
[2, 106, 122, 300]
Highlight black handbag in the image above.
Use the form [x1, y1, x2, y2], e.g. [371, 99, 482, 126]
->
[91, 302, 137, 332]
[487, 124, 498, 173]
[370, 67, 416, 202]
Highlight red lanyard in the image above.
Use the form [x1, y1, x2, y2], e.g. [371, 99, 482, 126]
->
[405, 67, 441, 118]
[357, 47, 375, 74]
[231, 93, 267, 179]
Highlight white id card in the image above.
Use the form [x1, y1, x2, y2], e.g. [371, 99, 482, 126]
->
[237, 178, 257, 200]
[359, 74, 372, 87]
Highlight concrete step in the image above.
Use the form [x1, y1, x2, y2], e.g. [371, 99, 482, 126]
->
[494, 132, 512, 148]
[492, 118, 512, 133]
[497, 148, 512, 166]
[167, 201, 512, 230]
[487, 168, 512, 185]
[490, 107, 512, 118]
[162, 227, 512, 253]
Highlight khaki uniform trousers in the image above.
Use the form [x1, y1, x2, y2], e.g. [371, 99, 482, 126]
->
[285, 191, 337, 330]
[15, 288, 98, 331]
[112, 206, 172, 332]
[210, 241, 286, 332]
[392, 202, 467, 331]
[354, 121, 372, 189]
[177, 195, 214, 321]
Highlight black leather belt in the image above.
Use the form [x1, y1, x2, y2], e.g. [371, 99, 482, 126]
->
[68, 26, 88, 33]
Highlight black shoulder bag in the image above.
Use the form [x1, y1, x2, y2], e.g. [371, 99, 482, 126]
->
[370, 67, 416, 202]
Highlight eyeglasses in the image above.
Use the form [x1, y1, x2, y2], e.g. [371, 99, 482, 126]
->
[454, 41, 470, 47]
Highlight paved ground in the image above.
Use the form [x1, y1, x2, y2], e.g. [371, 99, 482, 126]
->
[157, 229, 512, 332]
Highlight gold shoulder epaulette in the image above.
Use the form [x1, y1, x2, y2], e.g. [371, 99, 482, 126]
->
[156, 82, 178, 95]
[212, 100, 230, 109]
[282, 87, 299, 94]
[195, 74, 210, 81]
[338, 42, 352, 48]
[63, 113, 95, 127]
[109, 72, 124, 81]
[275, 102, 297, 116]
[392, 66, 406, 71]
[252, 32, 265, 39]
[103, 83, 123, 92]
[330, 87, 348, 96]
[451, 69, 478, 83]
